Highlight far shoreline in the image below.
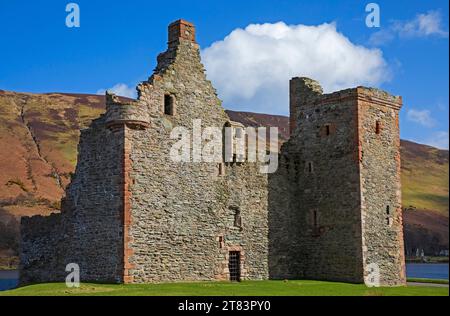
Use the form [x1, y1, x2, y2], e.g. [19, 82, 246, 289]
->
[406, 257, 449, 264]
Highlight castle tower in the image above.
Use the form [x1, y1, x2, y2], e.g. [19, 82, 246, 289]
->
[286, 77, 406, 286]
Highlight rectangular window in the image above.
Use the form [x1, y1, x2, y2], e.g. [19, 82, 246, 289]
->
[376, 121, 382, 134]
[320, 124, 333, 137]
[164, 94, 174, 116]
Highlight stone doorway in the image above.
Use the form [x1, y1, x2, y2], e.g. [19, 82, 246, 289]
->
[228, 251, 241, 282]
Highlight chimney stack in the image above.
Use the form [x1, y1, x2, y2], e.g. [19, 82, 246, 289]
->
[168, 19, 196, 45]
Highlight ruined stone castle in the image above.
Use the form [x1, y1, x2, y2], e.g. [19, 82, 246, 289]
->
[20, 20, 406, 286]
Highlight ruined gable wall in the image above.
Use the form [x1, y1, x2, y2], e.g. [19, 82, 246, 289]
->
[126, 22, 269, 283]
[358, 89, 406, 286]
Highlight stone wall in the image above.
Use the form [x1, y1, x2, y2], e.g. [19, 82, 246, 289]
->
[20, 213, 64, 284]
[125, 20, 269, 283]
[269, 77, 405, 285]
[20, 116, 127, 284]
[270, 78, 365, 282]
[358, 89, 406, 286]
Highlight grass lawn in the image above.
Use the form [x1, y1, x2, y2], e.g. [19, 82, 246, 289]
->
[0, 280, 448, 296]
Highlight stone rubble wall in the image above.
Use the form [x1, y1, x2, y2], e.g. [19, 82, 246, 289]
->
[272, 78, 365, 282]
[358, 90, 406, 286]
[20, 117, 126, 284]
[19, 214, 64, 284]
[126, 36, 269, 283]
[269, 78, 405, 285]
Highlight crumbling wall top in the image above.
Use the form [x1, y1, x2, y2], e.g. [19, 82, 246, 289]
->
[104, 91, 150, 130]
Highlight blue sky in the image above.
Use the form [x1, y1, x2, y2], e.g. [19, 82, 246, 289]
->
[0, 0, 448, 148]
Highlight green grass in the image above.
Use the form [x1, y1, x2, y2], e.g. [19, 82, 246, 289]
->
[407, 278, 449, 285]
[1, 281, 448, 296]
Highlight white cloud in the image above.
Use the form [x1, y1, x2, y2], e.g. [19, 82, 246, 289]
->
[407, 109, 436, 128]
[202, 22, 389, 114]
[96, 83, 137, 99]
[424, 131, 449, 150]
[370, 11, 448, 45]
[397, 11, 448, 37]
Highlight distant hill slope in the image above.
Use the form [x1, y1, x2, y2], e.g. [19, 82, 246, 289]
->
[0, 90, 448, 267]
[401, 140, 449, 214]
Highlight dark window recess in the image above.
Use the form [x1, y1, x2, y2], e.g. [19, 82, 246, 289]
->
[325, 125, 331, 136]
[218, 163, 225, 176]
[312, 209, 321, 237]
[386, 205, 390, 215]
[218, 236, 224, 249]
[164, 94, 174, 115]
[233, 208, 242, 228]
[223, 122, 233, 163]
[308, 162, 313, 173]
[228, 251, 241, 282]
[376, 121, 382, 134]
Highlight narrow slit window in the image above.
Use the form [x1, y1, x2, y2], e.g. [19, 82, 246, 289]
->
[218, 163, 225, 176]
[313, 210, 318, 228]
[230, 206, 242, 228]
[386, 205, 390, 215]
[234, 209, 242, 228]
[164, 94, 174, 116]
[325, 125, 330, 136]
[308, 162, 313, 173]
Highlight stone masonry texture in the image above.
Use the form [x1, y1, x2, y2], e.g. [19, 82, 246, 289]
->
[20, 20, 406, 286]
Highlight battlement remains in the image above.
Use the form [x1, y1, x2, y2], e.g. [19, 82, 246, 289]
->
[104, 91, 150, 130]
